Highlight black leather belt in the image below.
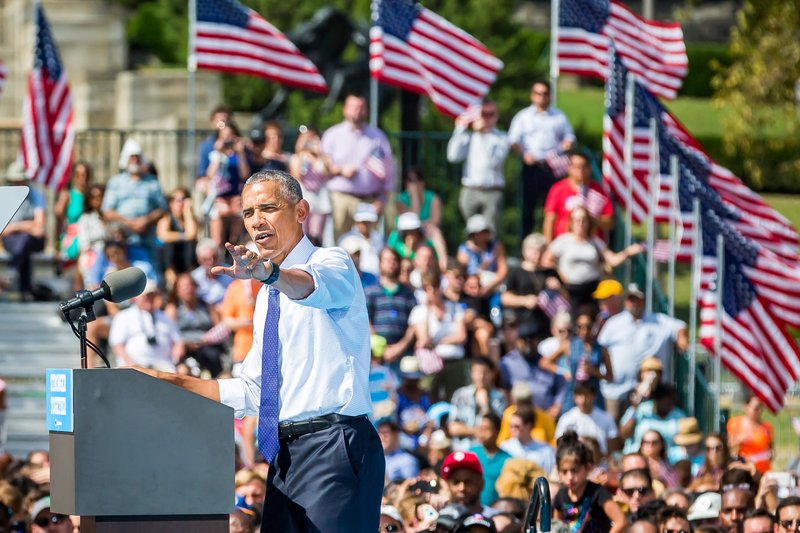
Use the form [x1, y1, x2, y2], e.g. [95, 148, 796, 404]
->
[278, 413, 364, 440]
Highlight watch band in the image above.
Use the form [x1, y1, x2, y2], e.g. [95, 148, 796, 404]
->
[257, 260, 280, 285]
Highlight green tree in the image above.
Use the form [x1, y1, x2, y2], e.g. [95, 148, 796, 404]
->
[713, 0, 800, 191]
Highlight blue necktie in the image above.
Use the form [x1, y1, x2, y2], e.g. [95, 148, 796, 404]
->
[257, 286, 281, 462]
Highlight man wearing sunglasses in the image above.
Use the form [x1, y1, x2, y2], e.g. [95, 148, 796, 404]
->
[29, 497, 71, 533]
[775, 496, 800, 532]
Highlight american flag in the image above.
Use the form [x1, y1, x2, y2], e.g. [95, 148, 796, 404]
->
[369, 0, 504, 118]
[192, 0, 327, 93]
[536, 288, 571, 319]
[0, 58, 7, 97]
[365, 146, 388, 180]
[604, 53, 799, 262]
[557, 0, 688, 100]
[20, 5, 74, 191]
[544, 150, 570, 179]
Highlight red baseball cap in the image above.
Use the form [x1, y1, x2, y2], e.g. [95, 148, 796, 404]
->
[441, 451, 483, 480]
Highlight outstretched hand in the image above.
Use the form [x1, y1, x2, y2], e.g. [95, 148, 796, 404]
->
[210, 242, 271, 281]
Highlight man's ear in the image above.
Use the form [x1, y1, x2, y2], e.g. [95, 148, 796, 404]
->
[296, 199, 310, 224]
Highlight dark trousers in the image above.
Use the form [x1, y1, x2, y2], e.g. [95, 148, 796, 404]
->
[262, 416, 385, 533]
[520, 162, 556, 239]
[2, 233, 44, 294]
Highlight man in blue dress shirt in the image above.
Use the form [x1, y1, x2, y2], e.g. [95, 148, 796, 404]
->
[137, 169, 384, 532]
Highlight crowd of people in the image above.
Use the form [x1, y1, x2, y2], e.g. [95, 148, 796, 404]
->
[0, 84, 794, 533]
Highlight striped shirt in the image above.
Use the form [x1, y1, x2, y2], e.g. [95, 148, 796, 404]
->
[365, 283, 418, 345]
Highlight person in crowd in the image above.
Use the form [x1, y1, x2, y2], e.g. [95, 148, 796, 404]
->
[497, 381, 557, 447]
[440, 451, 497, 517]
[593, 278, 624, 329]
[687, 491, 722, 528]
[2, 162, 46, 301]
[191, 239, 233, 308]
[380, 505, 406, 533]
[719, 483, 755, 533]
[628, 518, 659, 533]
[379, 419, 420, 482]
[55, 161, 92, 263]
[206, 123, 251, 248]
[696, 432, 731, 486]
[260, 121, 290, 172]
[636, 429, 681, 490]
[447, 99, 509, 234]
[234, 468, 267, 512]
[629, 356, 665, 410]
[407, 244, 439, 300]
[102, 139, 166, 268]
[565, 310, 612, 414]
[395, 356, 430, 449]
[500, 405, 556, 474]
[469, 413, 512, 507]
[500, 321, 566, 418]
[164, 273, 225, 377]
[411, 272, 468, 402]
[157, 187, 199, 288]
[509, 80, 576, 238]
[29, 496, 71, 533]
[727, 391, 774, 474]
[321, 94, 394, 240]
[556, 381, 619, 455]
[339, 235, 379, 289]
[338, 203, 383, 277]
[247, 126, 267, 171]
[620, 383, 687, 464]
[553, 431, 625, 532]
[457, 214, 508, 308]
[543, 151, 613, 243]
[663, 490, 691, 510]
[230, 508, 259, 533]
[541, 206, 643, 312]
[76, 184, 108, 287]
[742, 508, 773, 533]
[289, 126, 331, 245]
[657, 506, 693, 533]
[598, 283, 689, 421]
[775, 496, 800, 533]
[501, 232, 562, 335]
[386, 212, 443, 265]
[537, 311, 574, 381]
[217, 273, 257, 371]
[616, 468, 657, 516]
[365, 247, 418, 365]
[109, 281, 183, 370]
[449, 357, 507, 451]
[196, 104, 233, 179]
[396, 168, 449, 272]
[460, 274, 495, 359]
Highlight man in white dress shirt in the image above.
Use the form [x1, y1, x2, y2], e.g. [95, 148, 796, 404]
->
[508, 80, 575, 238]
[136, 169, 383, 532]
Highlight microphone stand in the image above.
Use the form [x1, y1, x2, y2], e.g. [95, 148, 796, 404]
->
[60, 290, 99, 369]
[524, 476, 552, 533]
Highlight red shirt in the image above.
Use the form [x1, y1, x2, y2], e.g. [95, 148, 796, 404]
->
[545, 179, 613, 238]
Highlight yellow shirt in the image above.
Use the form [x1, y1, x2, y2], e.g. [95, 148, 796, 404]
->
[497, 404, 556, 446]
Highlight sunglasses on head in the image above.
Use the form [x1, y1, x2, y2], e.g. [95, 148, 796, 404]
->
[34, 514, 68, 527]
[622, 486, 651, 497]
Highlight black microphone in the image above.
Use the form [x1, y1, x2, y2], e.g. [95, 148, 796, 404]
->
[60, 267, 147, 313]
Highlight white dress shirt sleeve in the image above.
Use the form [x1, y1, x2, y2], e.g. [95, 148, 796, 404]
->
[292, 247, 357, 310]
[218, 341, 263, 419]
[446, 126, 471, 163]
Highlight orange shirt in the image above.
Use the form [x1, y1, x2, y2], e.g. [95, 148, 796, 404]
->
[727, 416, 773, 473]
[497, 404, 556, 446]
[220, 279, 260, 362]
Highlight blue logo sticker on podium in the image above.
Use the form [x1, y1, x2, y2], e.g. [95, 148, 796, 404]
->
[46, 369, 73, 432]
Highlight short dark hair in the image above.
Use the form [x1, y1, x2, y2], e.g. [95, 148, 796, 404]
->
[556, 430, 593, 468]
[744, 507, 773, 526]
[471, 356, 495, 372]
[651, 383, 676, 400]
[775, 496, 800, 522]
[513, 405, 536, 426]
[567, 150, 590, 165]
[531, 80, 551, 92]
[573, 381, 595, 397]
[657, 505, 689, 527]
[480, 413, 502, 432]
[210, 104, 231, 118]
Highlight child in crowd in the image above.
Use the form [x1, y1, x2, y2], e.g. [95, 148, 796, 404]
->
[553, 430, 626, 532]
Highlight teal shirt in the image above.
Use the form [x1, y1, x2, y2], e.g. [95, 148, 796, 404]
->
[470, 445, 512, 506]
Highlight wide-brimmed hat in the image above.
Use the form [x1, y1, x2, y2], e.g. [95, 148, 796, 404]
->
[674, 417, 704, 447]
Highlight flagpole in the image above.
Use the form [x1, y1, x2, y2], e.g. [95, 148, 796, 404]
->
[687, 197, 701, 416]
[623, 73, 635, 285]
[667, 155, 678, 318]
[713, 233, 724, 432]
[188, 0, 198, 181]
[370, 0, 379, 127]
[645, 118, 658, 314]
[550, 0, 560, 107]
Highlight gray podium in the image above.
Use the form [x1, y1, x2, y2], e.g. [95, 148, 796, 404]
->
[49, 369, 234, 533]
